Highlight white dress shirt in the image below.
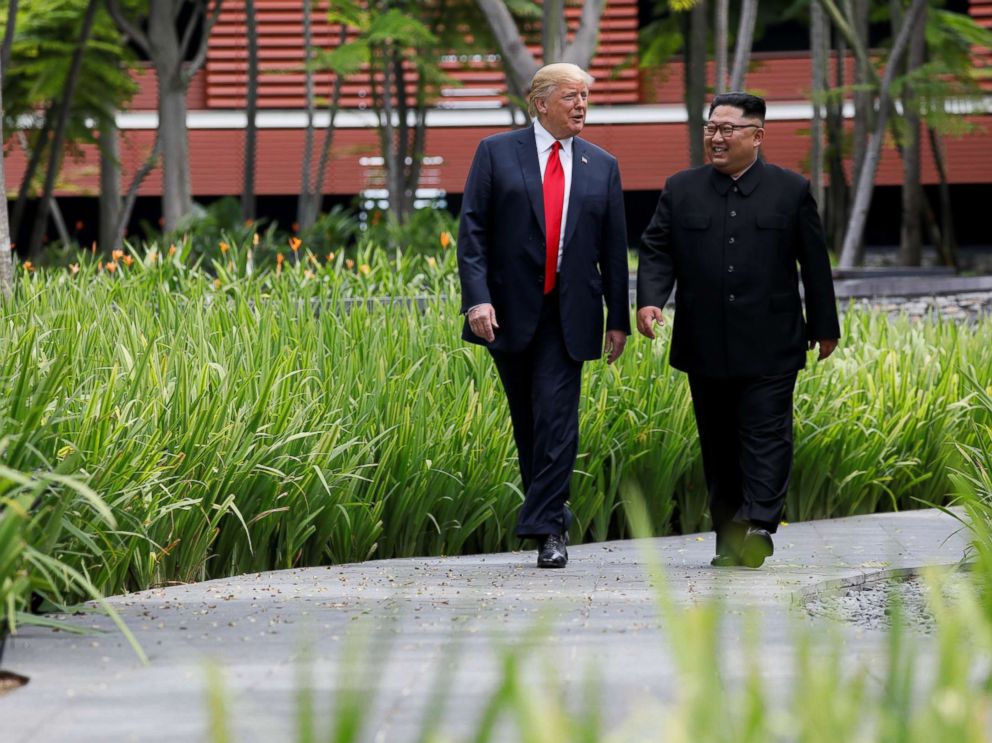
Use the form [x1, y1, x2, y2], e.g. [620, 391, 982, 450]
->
[534, 119, 573, 271]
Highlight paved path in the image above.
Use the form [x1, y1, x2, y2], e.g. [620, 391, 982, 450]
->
[0, 509, 971, 742]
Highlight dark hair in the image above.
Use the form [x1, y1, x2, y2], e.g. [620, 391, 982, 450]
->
[708, 92, 766, 124]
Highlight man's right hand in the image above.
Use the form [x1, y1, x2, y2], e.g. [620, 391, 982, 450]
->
[636, 306, 664, 339]
[467, 303, 499, 342]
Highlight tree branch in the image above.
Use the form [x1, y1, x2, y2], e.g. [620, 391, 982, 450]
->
[183, 0, 223, 84]
[105, 0, 152, 58]
[114, 133, 162, 251]
[1, 0, 18, 73]
[563, 0, 606, 69]
[838, 0, 927, 267]
[475, 0, 538, 95]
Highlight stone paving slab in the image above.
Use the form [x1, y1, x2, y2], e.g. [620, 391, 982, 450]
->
[0, 508, 971, 742]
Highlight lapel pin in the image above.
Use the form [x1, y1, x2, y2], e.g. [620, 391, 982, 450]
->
[581, 155, 588, 164]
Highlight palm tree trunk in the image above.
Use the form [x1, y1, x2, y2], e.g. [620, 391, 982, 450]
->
[685, 1, 707, 167]
[28, 0, 99, 256]
[99, 115, 122, 252]
[810, 1, 827, 218]
[0, 56, 14, 296]
[297, 0, 316, 229]
[838, 0, 927, 268]
[714, 0, 728, 93]
[929, 128, 957, 269]
[898, 2, 925, 266]
[242, 0, 258, 223]
[728, 0, 758, 90]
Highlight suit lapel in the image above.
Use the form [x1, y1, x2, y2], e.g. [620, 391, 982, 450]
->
[516, 126, 546, 234]
[561, 138, 587, 250]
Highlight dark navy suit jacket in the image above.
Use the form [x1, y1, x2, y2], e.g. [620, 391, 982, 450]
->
[458, 125, 631, 361]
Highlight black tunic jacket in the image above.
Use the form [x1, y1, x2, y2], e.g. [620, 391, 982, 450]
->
[636, 159, 840, 378]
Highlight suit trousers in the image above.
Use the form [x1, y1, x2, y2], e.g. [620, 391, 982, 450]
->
[687, 371, 798, 548]
[490, 288, 581, 539]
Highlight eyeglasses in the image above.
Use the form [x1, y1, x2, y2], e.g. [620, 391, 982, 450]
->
[703, 123, 760, 138]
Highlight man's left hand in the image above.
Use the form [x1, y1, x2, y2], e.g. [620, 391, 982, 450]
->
[605, 330, 627, 365]
[809, 338, 838, 360]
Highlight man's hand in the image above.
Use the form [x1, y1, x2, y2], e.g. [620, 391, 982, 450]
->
[467, 303, 499, 342]
[604, 330, 627, 365]
[809, 338, 838, 360]
[636, 306, 664, 339]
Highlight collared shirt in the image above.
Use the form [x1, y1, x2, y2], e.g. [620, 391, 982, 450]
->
[534, 118, 574, 270]
[731, 156, 759, 181]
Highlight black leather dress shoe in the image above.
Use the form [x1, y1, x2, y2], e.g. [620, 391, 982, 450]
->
[739, 527, 774, 568]
[537, 533, 568, 568]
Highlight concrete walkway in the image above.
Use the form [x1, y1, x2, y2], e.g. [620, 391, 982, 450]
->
[0, 509, 971, 742]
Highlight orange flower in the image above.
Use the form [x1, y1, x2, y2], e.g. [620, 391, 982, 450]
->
[326, 252, 335, 262]
[75, 220, 84, 231]
[345, 258, 355, 270]
[304, 270, 315, 280]
[147, 249, 159, 263]
[440, 231, 451, 249]
[122, 255, 134, 266]
[91, 241, 96, 254]
[97, 261, 104, 271]
[106, 261, 118, 273]
[69, 263, 80, 275]
[289, 237, 302, 252]
[169, 244, 177, 256]
[291, 222, 300, 233]
[276, 252, 285, 266]
[252, 233, 260, 246]
[219, 241, 230, 254]
[23, 261, 34, 272]
[359, 263, 370, 275]
[213, 278, 222, 289]
[112, 249, 124, 261]
[245, 219, 254, 226]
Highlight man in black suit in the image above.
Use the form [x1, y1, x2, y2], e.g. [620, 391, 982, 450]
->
[458, 63, 631, 568]
[636, 92, 840, 568]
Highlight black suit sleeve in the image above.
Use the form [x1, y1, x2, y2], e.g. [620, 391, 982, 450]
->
[457, 140, 494, 313]
[601, 158, 632, 334]
[636, 186, 676, 310]
[795, 185, 841, 340]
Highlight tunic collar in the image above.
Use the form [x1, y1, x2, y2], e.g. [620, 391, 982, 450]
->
[709, 156, 764, 196]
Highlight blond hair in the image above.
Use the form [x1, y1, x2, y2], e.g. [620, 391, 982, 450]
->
[527, 63, 594, 118]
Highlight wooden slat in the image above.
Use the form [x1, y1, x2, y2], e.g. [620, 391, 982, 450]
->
[204, 0, 641, 109]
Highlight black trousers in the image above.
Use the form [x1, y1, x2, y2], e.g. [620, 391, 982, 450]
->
[688, 371, 798, 549]
[490, 289, 582, 539]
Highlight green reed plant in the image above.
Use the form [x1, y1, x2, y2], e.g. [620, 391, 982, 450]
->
[1, 261, 990, 608]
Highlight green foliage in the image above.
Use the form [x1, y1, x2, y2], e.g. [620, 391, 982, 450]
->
[0, 255, 989, 633]
[1, 0, 137, 149]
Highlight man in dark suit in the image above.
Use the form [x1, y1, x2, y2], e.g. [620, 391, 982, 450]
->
[636, 92, 840, 568]
[458, 63, 631, 568]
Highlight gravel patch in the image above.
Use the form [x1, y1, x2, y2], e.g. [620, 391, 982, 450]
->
[804, 574, 968, 634]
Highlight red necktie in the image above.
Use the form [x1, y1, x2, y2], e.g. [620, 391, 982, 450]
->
[543, 141, 565, 294]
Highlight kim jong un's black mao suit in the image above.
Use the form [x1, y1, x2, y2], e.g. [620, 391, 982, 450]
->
[636, 158, 840, 550]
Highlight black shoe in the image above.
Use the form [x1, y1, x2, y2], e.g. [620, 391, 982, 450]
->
[739, 527, 774, 568]
[537, 533, 568, 568]
[710, 552, 741, 567]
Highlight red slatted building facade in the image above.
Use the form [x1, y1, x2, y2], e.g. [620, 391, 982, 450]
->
[6, 0, 992, 242]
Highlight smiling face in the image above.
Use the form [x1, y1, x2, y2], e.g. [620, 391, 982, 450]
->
[535, 78, 589, 140]
[706, 104, 764, 177]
